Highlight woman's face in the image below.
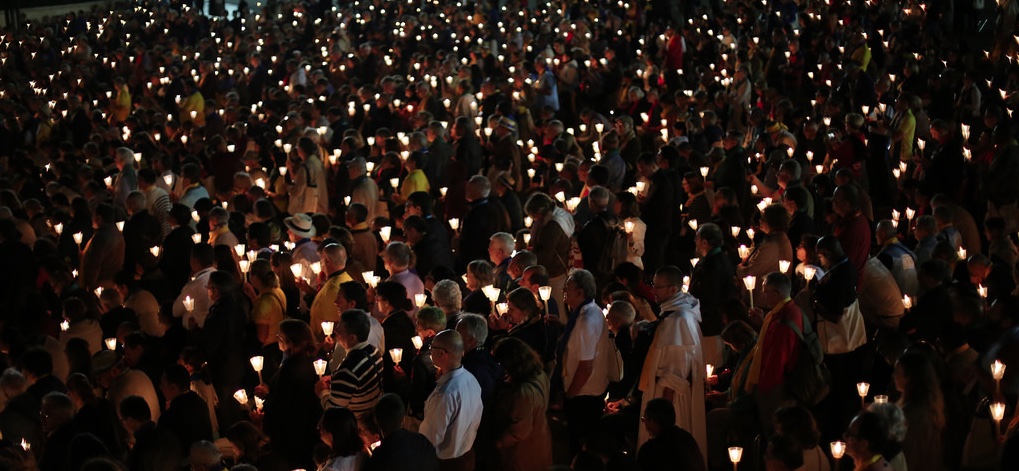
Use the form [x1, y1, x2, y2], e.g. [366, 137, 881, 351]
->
[466, 271, 478, 290]
[506, 301, 528, 325]
[796, 245, 808, 263]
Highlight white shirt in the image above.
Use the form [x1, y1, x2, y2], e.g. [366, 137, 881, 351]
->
[173, 267, 215, 329]
[419, 366, 483, 460]
[563, 300, 611, 397]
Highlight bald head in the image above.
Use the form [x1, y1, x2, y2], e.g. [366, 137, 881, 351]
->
[432, 329, 465, 370]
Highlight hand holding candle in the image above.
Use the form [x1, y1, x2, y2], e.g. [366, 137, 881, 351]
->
[314, 358, 328, 377]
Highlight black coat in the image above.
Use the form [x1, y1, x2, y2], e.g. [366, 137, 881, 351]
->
[636, 425, 706, 471]
[381, 311, 417, 399]
[159, 225, 195, 294]
[125, 422, 182, 471]
[811, 259, 858, 323]
[123, 210, 162, 274]
[458, 198, 507, 269]
[264, 352, 323, 470]
[364, 429, 438, 471]
[689, 248, 736, 337]
[199, 296, 246, 399]
[159, 390, 213, 456]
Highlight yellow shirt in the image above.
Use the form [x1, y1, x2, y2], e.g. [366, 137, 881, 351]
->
[310, 271, 354, 339]
[852, 44, 872, 72]
[181, 91, 205, 127]
[895, 109, 916, 162]
[400, 168, 430, 200]
[113, 84, 131, 122]
[252, 287, 286, 347]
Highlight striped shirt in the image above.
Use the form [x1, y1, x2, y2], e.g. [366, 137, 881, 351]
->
[321, 341, 383, 417]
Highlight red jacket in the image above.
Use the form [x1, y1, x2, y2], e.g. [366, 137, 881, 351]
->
[835, 211, 872, 279]
[758, 300, 803, 393]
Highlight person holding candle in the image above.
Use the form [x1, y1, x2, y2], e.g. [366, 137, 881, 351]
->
[119, 395, 181, 471]
[615, 192, 646, 270]
[364, 393, 439, 471]
[635, 153, 674, 277]
[197, 270, 246, 419]
[844, 411, 895, 471]
[382, 242, 425, 312]
[406, 307, 444, 421]
[284, 213, 321, 282]
[310, 243, 354, 341]
[691, 223, 736, 368]
[79, 203, 125, 292]
[638, 265, 707, 457]
[892, 350, 947, 471]
[375, 281, 417, 399]
[738, 204, 794, 308]
[741, 273, 805, 429]
[172, 243, 215, 330]
[504, 287, 557, 369]
[523, 192, 575, 319]
[459, 176, 511, 271]
[318, 309, 383, 418]
[255, 319, 322, 470]
[157, 364, 214, 457]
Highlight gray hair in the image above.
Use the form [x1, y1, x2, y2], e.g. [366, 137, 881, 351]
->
[588, 186, 611, 209]
[490, 232, 515, 257]
[115, 147, 136, 166]
[455, 312, 489, 346]
[432, 280, 462, 313]
[568, 269, 598, 299]
[875, 220, 897, 239]
[208, 206, 229, 228]
[915, 215, 937, 234]
[384, 242, 413, 269]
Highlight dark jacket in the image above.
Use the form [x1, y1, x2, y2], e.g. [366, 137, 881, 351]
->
[264, 352, 323, 470]
[811, 259, 858, 323]
[458, 198, 508, 269]
[462, 348, 504, 408]
[159, 225, 196, 294]
[364, 429, 438, 471]
[381, 311, 417, 399]
[159, 390, 213, 457]
[637, 425, 706, 471]
[125, 421, 182, 471]
[123, 209, 162, 274]
[689, 248, 736, 337]
[198, 296, 246, 399]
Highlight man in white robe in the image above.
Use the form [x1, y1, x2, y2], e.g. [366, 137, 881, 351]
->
[638, 265, 707, 460]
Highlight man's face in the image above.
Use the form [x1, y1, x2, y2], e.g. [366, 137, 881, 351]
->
[564, 279, 583, 311]
[652, 275, 679, 304]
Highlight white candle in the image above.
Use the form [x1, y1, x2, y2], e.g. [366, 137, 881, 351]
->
[728, 447, 743, 464]
[104, 338, 117, 350]
[314, 358, 328, 376]
[321, 322, 334, 336]
[238, 260, 249, 274]
[857, 382, 870, 399]
[830, 441, 846, 459]
[390, 348, 403, 363]
[624, 221, 635, 233]
[414, 293, 428, 307]
[250, 356, 264, 372]
[380, 226, 392, 242]
[254, 396, 264, 412]
[482, 285, 501, 302]
[706, 364, 715, 377]
[60, 320, 70, 331]
[411, 336, 424, 350]
[991, 401, 1006, 422]
[688, 219, 698, 230]
[183, 296, 195, 312]
[449, 218, 460, 231]
[874, 395, 888, 404]
[779, 260, 791, 273]
[116, 221, 125, 231]
[311, 261, 322, 275]
[233, 389, 249, 405]
[690, 258, 699, 268]
[804, 266, 817, 281]
[191, 233, 202, 244]
[234, 244, 245, 257]
[389, 177, 399, 189]
[290, 263, 303, 278]
[538, 286, 552, 301]
[902, 295, 912, 309]
[993, 359, 1007, 381]
[54, 223, 63, 235]
[149, 246, 160, 257]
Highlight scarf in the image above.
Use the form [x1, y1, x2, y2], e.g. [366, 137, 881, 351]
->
[742, 298, 791, 395]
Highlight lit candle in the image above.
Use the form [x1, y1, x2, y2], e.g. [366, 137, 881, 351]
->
[731, 226, 740, 237]
[830, 441, 846, 460]
[539, 286, 552, 301]
[279, 167, 288, 177]
[389, 177, 399, 189]
[728, 446, 743, 470]
[874, 395, 888, 404]
[150, 246, 160, 257]
[290, 263, 303, 278]
[390, 348, 403, 363]
[624, 221, 635, 233]
[902, 295, 912, 309]
[992, 401, 1006, 438]
[779, 260, 791, 274]
[116, 221, 125, 231]
[743, 276, 757, 308]
[254, 396, 264, 412]
[233, 389, 249, 405]
[414, 293, 428, 308]
[321, 321, 334, 336]
[738, 245, 750, 260]
[311, 261, 322, 275]
[440, 187, 448, 197]
[411, 336, 424, 351]
[104, 338, 117, 350]
[978, 285, 988, 298]
[706, 364, 715, 377]
[449, 218, 460, 231]
[380, 226, 392, 242]
[191, 233, 202, 244]
[183, 296, 195, 312]
[104, 176, 113, 187]
[482, 285, 501, 302]
[958, 247, 967, 260]
[238, 260, 249, 274]
[54, 223, 63, 235]
[746, 228, 756, 240]
[20, 439, 30, 451]
[60, 319, 70, 331]
[905, 207, 915, 220]
[688, 219, 698, 230]
[690, 258, 699, 268]
[234, 244, 245, 257]
[857, 382, 870, 407]
[751, 184, 758, 195]
[314, 358, 328, 377]
[993, 359, 1007, 382]
[700, 166, 709, 178]
[191, 210, 200, 222]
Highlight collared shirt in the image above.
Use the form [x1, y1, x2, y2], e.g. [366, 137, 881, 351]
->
[419, 366, 483, 460]
[563, 299, 610, 397]
[311, 270, 354, 339]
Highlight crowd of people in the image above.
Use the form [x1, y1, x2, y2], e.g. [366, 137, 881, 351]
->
[2, 0, 1019, 470]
